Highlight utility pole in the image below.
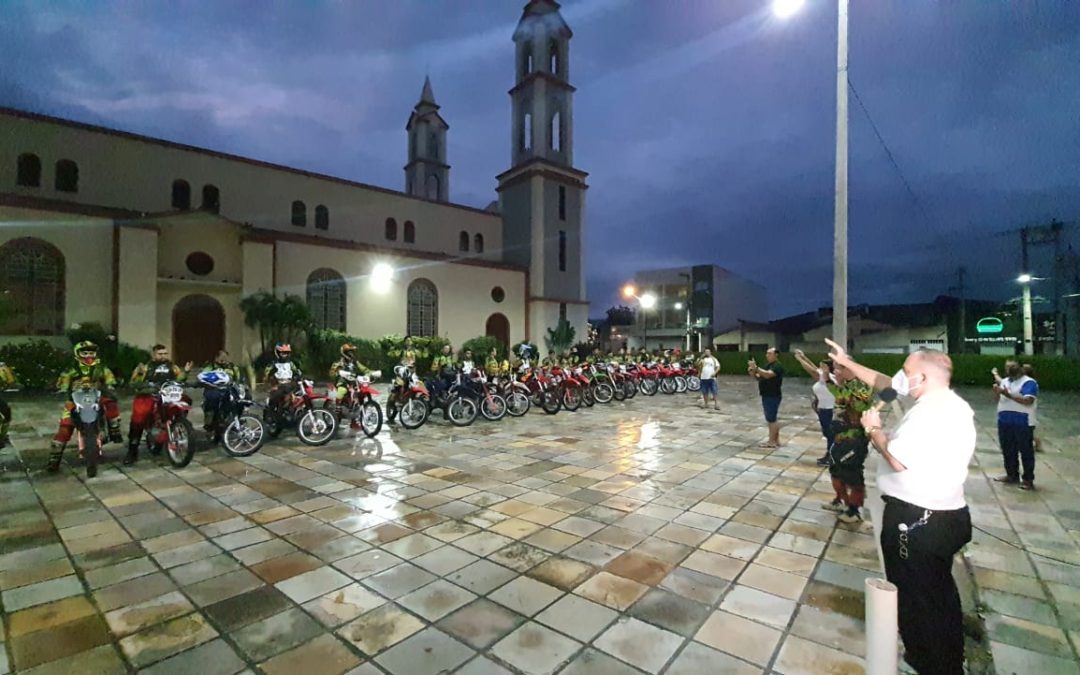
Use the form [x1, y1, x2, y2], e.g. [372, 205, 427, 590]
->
[957, 267, 966, 353]
[832, 0, 850, 351]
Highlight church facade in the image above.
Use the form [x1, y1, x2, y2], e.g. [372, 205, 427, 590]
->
[0, 0, 588, 365]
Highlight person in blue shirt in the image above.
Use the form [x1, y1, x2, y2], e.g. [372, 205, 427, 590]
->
[992, 360, 1039, 490]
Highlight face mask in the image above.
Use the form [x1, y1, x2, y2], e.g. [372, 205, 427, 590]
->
[892, 370, 924, 397]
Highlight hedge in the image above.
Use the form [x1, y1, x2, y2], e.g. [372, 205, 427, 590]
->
[719, 351, 1080, 391]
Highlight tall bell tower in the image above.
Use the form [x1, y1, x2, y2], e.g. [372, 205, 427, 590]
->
[497, 0, 589, 346]
[405, 76, 449, 202]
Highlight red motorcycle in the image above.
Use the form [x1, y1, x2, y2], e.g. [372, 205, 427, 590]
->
[518, 366, 561, 414]
[326, 370, 383, 438]
[264, 379, 337, 446]
[549, 366, 583, 412]
[388, 366, 431, 429]
[143, 381, 196, 468]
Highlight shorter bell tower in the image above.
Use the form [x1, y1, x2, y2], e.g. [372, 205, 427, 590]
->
[405, 76, 449, 202]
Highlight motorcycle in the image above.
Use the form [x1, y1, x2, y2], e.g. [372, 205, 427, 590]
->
[461, 370, 508, 422]
[494, 374, 531, 417]
[326, 370, 383, 439]
[387, 366, 430, 429]
[143, 380, 196, 468]
[519, 367, 561, 415]
[264, 379, 337, 445]
[587, 363, 616, 403]
[549, 367, 583, 412]
[197, 370, 265, 457]
[69, 387, 106, 478]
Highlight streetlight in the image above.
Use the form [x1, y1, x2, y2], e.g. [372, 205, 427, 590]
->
[639, 293, 657, 309]
[775, 0, 849, 351]
[1017, 273, 1037, 355]
[371, 262, 394, 294]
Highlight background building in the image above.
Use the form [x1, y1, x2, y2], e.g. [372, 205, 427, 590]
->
[0, 0, 588, 364]
[622, 265, 767, 352]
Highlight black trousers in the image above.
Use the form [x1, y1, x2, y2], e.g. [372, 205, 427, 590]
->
[881, 496, 972, 675]
[998, 422, 1034, 482]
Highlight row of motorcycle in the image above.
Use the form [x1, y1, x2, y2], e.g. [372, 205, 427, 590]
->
[59, 360, 702, 477]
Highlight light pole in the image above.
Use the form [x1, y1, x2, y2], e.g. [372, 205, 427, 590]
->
[622, 284, 656, 351]
[677, 271, 692, 351]
[775, 0, 849, 350]
[1018, 273, 1034, 356]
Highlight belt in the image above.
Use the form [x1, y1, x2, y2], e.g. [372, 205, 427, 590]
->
[882, 495, 968, 514]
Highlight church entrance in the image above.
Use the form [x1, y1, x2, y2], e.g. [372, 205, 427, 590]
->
[485, 313, 510, 351]
[173, 294, 225, 366]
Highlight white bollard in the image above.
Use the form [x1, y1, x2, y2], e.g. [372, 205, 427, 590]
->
[865, 577, 899, 674]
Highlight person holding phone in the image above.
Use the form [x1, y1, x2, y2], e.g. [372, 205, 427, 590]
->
[748, 347, 784, 448]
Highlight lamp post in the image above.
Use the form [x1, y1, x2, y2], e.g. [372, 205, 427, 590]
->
[678, 272, 692, 352]
[623, 283, 656, 351]
[775, 0, 849, 350]
[1018, 273, 1034, 356]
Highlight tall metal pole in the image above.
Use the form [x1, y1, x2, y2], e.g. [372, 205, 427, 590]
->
[832, 0, 850, 350]
[958, 267, 966, 353]
[1022, 281, 1034, 356]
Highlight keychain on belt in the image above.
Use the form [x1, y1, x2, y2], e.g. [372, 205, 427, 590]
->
[898, 509, 932, 560]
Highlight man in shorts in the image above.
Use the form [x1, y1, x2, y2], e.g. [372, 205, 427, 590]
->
[697, 348, 720, 410]
[749, 347, 784, 447]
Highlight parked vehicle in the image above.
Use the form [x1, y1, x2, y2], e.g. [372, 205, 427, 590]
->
[387, 366, 430, 430]
[197, 370, 265, 457]
[143, 380, 196, 468]
[264, 379, 337, 446]
[69, 387, 106, 478]
[326, 370, 383, 439]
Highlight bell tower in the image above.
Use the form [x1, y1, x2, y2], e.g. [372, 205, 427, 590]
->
[405, 76, 449, 202]
[497, 0, 589, 344]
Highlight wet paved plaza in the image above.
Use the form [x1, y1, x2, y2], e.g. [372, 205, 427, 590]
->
[1, 376, 1078, 674]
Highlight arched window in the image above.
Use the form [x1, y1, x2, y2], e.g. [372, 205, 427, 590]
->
[428, 132, 439, 161]
[0, 238, 65, 335]
[291, 200, 307, 227]
[404, 221, 415, 244]
[17, 154, 41, 187]
[385, 218, 398, 241]
[458, 231, 469, 252]
[550, 110, 562, 152]
[202, 184, 220, 213]
[407, 279, 438, 337]
[549, 40, 559, 75]
[171, 179, 191, 210]
[307, 268, 346, 331]
[55, 159, 78, 193]
[315, 205, 329, 230]
[523, 112, 533, 152]
[425, 174, 440, 201]
[474, 233, 485, 254]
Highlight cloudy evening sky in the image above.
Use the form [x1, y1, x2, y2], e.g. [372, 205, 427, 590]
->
[3, 0, 1078, 318]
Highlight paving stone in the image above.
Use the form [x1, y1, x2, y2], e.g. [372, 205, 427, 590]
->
[231, 607, 324, 662]
[336, 603, 425, 656]
[259, 633, 361, 675]
[204, 585, 294, 632]
[375, 627, 474, 675]
[694, 610, 782, 667]
[490, 622, 582, 675]
[302, 582, 387, 627]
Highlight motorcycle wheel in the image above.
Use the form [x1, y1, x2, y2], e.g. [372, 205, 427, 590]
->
[263, 408, 284, 438]
[625, 381, 638, 399]
[562, 386, 582, 411]
[448, 396, 478, 426]
[687, 376, 701, 392]
[612, 381, 626, 401]
[583, 387, 595, 407]
[166, 418, 196, 468]
[360, 401, 383, 438]
[400, 398, 428, 429]
[481, 394, 508, 421]
[222, 415, 265, 457]
[297, 408, 337, 446]
[675, 376, 688, 393]
[640, 378, 658, 396]
[594, 382, 614, 404]
[541, 390, 561, 414]
[506, 390, 531, 417]
[83, 424, 101, 478]
[660, 377, 677, 395]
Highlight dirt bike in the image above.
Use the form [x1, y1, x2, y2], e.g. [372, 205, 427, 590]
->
[494, 374, 531, 416]
[466, 371, 508, 421]
[197, 370, 265, 457]
[69, 387, 106, 478]
[586, 363, 616, 404]
[681, 360, 702, 392]
[143, 381, 196, 468]
[264, 379, 337, 446]
[549, 367, 583, 412]
[632, 363, 660, 396]
[325, 370, 383, 439]
[387, 367, 430, 429]
[519, 367, 561, 415]
[570, 366, 595, 407]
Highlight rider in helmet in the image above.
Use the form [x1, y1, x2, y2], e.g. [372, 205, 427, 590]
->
[484, 347, 501, 379]
[50, 341, 123, 473]
[264, 343, 302, 411]
[126, 344, 191, 465]
[430, 344, 455, 377]
[330, 343, 371, 428]
[200, 350, 243, 433]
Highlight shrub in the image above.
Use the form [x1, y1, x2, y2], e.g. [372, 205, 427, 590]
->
[0, 340, 70, 390]
[306, 330, 385, 381]
[461, 336, 504, 361]
[512, 341, 539, 360]
[112, 343, 151, 385]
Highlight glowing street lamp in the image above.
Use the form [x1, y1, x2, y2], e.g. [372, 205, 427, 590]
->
[371, 262, 394, 294]
[773, 0, 805, 19]
[639, 293, 657, 310]
[1017, 273, 1038, 355]
[622, 284, 637, 299]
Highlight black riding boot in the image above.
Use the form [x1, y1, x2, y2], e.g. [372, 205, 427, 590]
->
[123, 442, 139, 466]
[46, 441, 65, 473]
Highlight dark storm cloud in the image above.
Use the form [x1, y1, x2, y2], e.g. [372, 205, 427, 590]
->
[2, 0, 1077, 318]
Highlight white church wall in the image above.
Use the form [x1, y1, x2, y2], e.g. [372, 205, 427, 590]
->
[0, 207, 113, 345]
[1, 111, 503, 262]
[272, 240, 525, 348]
[117, 227, 159, 349]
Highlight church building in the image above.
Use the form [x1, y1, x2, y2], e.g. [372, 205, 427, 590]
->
[0, 0, 588, 364]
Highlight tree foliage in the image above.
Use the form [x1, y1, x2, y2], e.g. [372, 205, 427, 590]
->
[239, 292, 312, 358]
[544, 319, 576, 356]
[605, 305, 636, 326]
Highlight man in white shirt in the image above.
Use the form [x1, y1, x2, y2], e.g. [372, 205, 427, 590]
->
[696, 348, 720, 410]
[826, 339, 973, 675]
